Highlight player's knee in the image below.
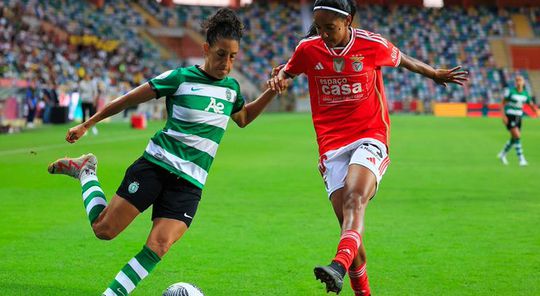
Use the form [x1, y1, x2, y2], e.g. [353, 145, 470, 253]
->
[147, 239, 175, 257]
[343, 191, 369, 211]
[92, 222, 118, 241]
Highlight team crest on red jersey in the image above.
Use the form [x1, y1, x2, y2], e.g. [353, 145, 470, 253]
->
[333, 58, 345, 72]
[350, 55, 364, 72]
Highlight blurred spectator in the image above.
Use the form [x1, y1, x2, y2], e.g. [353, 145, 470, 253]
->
[0, 0, 538, 111]
[41, 81, 58, 123]
[24, 80, 38, 128]
[78, 74, 98, 134]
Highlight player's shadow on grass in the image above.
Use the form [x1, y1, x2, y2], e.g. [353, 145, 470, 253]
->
[0, 282, 95, 295]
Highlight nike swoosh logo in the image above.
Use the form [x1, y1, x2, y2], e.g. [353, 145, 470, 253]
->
[184, 213, 193, 219]
[191, 87, 203, 91]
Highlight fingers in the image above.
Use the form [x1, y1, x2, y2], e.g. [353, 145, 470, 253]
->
[438, 66, 469, 85]
[271, 64, 285, 78]
[267, 76, 287, 94]
[448, 66, 462, 73]
[278, 78, 289, 92]
[66, 131, 76, 143]
[267, 77, 280, 92]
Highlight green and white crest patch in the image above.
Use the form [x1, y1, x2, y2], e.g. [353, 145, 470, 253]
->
[128, 181, 139, 194]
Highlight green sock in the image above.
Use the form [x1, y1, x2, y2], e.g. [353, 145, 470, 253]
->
[501, 139, 513, 154]
[80, 169, 107, 224]
[103, 245, 161, 295]
[514, 138, 525, 160]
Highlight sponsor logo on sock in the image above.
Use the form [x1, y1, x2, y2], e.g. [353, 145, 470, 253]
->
[191, 87, 203, 91]
[128, 182, 140, 194]
[338, 248, 352, 255]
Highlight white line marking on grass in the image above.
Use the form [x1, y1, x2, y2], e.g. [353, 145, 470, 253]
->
[0, 134, 148, 156]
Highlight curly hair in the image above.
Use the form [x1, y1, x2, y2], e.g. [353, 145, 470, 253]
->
[202, 8, 244, 46]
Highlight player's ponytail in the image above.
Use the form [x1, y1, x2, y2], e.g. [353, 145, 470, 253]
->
[202, 8, 244, 46]
[305, 0, 357, 38]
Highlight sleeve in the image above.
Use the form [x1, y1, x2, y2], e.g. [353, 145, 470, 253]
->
[284, 41, 308, 76]
[231, 80, 245, 114]
[373, 35, 402, 68]
[148, 68, 182, 99]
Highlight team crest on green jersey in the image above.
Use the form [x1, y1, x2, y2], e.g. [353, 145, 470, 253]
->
[226, 89, 232, 102]
[128, 181, 139, 194]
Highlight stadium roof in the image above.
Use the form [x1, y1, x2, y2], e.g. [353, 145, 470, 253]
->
[170, 0, 252, 5]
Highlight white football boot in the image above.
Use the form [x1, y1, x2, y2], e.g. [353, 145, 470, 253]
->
[48, 153, 97, 179]
[497, 152, 508, 165]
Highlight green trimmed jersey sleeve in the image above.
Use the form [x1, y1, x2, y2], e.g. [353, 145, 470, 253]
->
[503, 87, 532, 116]
[144, 66, 246, 188]
[231, 80, 245, 114]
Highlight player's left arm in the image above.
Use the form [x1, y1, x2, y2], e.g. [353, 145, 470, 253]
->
[527, 97, 538, 116]
[231, 88, 280, 128]
[399, 53, 469, 87]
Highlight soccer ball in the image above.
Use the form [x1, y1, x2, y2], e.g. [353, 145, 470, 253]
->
[162, 282, 204, 296]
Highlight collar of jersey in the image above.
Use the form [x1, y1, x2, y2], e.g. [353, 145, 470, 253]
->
[323, 28, 356, 57]
[194, 65, 224, 82]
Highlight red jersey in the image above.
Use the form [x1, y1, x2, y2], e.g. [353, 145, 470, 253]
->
[285, 28, 401, 156]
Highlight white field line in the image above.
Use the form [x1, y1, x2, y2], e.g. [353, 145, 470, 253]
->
[0, 134, 149, 157]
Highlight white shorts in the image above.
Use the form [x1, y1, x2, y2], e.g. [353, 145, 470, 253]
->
[318, 138, 390, 198]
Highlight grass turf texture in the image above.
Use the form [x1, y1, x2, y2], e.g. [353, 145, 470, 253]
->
[0, 114, 538, 295]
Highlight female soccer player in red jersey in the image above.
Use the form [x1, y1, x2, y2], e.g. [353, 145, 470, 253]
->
[269, 0, 468, 295]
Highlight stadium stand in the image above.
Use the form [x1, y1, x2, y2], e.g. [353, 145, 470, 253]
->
[1, 0, 539, 128]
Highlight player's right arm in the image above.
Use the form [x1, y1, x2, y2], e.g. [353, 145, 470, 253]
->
[500, 99, 508, 125]
[66, 83, 156, 143]
[501, 88, 510, 125]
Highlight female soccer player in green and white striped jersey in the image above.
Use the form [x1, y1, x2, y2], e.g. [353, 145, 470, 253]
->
[498, 75, 538, 166]
[48, 8, 283, 296]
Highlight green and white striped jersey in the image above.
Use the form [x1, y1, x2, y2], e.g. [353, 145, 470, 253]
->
[144, 66, 245, 188]
[504, 87, 531, 116]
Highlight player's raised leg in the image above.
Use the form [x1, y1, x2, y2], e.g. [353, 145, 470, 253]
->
[48, 153, 106, 224]
[48, 154, 140, 239]
[103, 218, 188, 296]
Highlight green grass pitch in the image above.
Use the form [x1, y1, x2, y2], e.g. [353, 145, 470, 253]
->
[0, 114, 539, 295]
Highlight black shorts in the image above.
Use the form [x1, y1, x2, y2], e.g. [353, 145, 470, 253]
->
[506, 114, 522, 130]
[116, 157, 202, 227]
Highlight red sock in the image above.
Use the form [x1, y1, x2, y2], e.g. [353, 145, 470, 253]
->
[349, 263, 371, 296]
[332, 230, 361, 270]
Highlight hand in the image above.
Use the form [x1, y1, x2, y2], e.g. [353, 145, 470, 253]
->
[271, 64, 285, 78]
[433, 66, 469, 87]
[267, 65, 289, 94]
[65, 123, 88, 143]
